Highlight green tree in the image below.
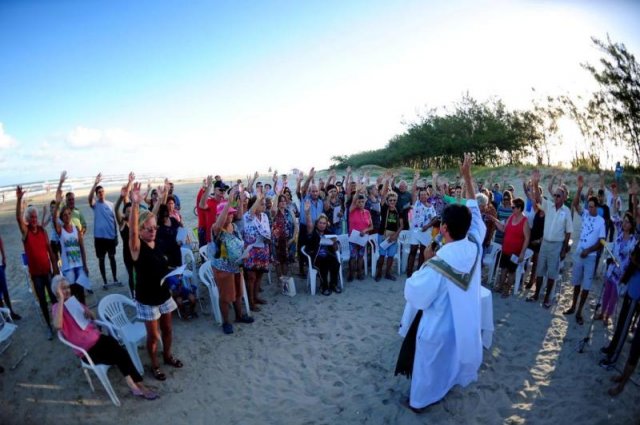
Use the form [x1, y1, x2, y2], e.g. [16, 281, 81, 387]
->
[583, 35, 640, 163]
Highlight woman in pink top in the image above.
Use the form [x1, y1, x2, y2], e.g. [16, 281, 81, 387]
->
[52, 276, 158, 400]
[348, 194, 373, 281]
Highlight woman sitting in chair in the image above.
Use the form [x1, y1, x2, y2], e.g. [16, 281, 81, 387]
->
[304, 201, 340, 295]
[52, 275, 158, 400]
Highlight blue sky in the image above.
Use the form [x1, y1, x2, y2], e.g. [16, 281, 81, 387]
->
[1, 0, 639, 185]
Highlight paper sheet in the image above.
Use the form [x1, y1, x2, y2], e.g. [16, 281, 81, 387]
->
[411, 228, 432, 246]
[64, 296, 90, 330]
[332, 206, 342, 224]
[348, 230, 368, 247]
[320, 235, 338, 246]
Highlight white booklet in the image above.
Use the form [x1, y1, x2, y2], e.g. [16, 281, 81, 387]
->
[320, 235, 338, 246]
[348, 230, 368, 247]
[379, 238, 394, 250]
[332, 206, 342, 224]
[160, 265, 187, 286]
[412, 228, 432, 247]
[64, 296, 90, 330]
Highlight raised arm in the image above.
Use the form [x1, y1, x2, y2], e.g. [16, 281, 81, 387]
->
[199, 175, 214, 209]
[301, 167, 315, 197]
[15, 186, 27, 238]
[128, 182, 143, 261]
[460, 153, 486, 244]
[88, 172, 102, 208]
[411, 171, 420, 204]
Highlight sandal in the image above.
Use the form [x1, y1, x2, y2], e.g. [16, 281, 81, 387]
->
[333, 286, 342, 294]
[222, 323, 234, 334]
[151, 367, 166, 381]
[321, 288, 331, 296]
[236, 314, 254, 324]
[542, 302, 552, 309]
[576, 315, 584, 326]
[164, 356, 184, 368]
[132, 388, 160, 400]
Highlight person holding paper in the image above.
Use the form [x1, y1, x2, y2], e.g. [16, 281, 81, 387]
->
[52, 181, 90, 305]
[375, 192, 404, 282]
[304, 203, 340, 295]
[323, 184, 344, 235]
[489, 197, 530, 298]
[129, 182, 182, 381]
[52, 276, 159, 400]
[348, 194, 373, 281]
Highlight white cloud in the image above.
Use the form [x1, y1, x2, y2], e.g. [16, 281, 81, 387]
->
[65, 126, 148, 150]
[0, 122, 17, 149]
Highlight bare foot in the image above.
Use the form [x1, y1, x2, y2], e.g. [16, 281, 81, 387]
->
[610, 374, 623, 383]
[608, 384, 624, 397]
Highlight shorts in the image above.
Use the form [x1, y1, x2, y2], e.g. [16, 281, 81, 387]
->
[536, 240, 563, 280]
[499, 253, 518, 273]
[167, 275, 197, 299]
[136, 297, 177, 321]
[349, 242, 366, 258]
[95, 237, 117, 258]
[378, 234, 398, 257]
[571, 252, 597, 290]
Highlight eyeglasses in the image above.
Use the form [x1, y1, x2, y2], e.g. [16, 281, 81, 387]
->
[553, 194, 562, 198]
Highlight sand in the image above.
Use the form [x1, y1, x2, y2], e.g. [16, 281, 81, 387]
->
[0, 179, 638, 425]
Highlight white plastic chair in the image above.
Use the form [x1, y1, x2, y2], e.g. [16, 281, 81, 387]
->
[513, 248, 535, 295]
[482, 242, 502, 287]
[98, 294, 147, 376]
[397, 230, 412, 274]
[368, 235, 380, 278]
[0, 307, 17, 355]
[198, 260, 250, 323]
[198, 245, 209, 262]
[336, 234, 350, 288]
[300, 246, 319, 295]
[198, 260, 222, 324]
[57, 330, 121, 407]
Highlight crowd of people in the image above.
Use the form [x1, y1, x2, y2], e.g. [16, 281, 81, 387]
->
[1, 163, 639, 404]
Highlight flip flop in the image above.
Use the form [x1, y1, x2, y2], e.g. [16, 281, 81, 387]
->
[542, 301, 552, 309]
[132, 389, 160, 400]
[151, 367, 166, 381]
[163, 356, 184, 368]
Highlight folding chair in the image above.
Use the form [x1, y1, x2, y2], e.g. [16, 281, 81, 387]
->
[0, 307, 17, 355]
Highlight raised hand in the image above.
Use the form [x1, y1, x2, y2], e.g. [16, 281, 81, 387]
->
[130, 182, 143, 204]
[206, 175, 213, 187]
[94, 172, 102, 185]
[55, 188, 63, 205]
[532, 169, 541, 184]
[304, 199, 311, 214]
[577, 175, 584, 190]
[128, 171, 135, 184]
[16, 185, 25, 198]
[120, 184, 129, 198]
[59, 170, 67, 185]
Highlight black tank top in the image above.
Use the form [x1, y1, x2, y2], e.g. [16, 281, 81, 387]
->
[133, 240, 171, 306]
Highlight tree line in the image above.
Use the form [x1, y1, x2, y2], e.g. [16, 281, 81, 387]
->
[331, 36, 640, 171]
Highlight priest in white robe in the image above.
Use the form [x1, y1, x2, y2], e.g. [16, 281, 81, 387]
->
[396, 154, 486, 412]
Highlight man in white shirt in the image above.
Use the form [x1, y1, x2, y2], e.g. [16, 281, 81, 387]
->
[565, 175, 606, 325]
[526, 170, 573, 308]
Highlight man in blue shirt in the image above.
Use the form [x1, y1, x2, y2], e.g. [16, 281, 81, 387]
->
[89, 173, 119, 289]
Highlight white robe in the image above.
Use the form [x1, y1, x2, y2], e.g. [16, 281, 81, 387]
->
[399, 199, 486, 409]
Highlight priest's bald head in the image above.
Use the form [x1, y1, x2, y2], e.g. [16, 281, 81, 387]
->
[440, 204, 472, 241]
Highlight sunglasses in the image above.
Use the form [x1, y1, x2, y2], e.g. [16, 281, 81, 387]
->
[553, 194, 562, 198]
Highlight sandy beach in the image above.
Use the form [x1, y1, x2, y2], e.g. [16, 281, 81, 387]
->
[0, 179, 638, 425]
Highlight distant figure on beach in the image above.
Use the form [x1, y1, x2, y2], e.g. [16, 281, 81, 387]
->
[615, 161, 623, 184]
[88, 172, 120, 289]
[16, 185, 59, 339]
[395, 154, 485, 413]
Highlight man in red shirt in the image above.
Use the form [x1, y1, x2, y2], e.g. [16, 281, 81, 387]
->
[16, 186, 60, 339]
[198, 175, 226, 244]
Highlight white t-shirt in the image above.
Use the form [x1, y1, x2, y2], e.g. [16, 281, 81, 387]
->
[577, 211, 606, 256]
[412, 201, 437, 229]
